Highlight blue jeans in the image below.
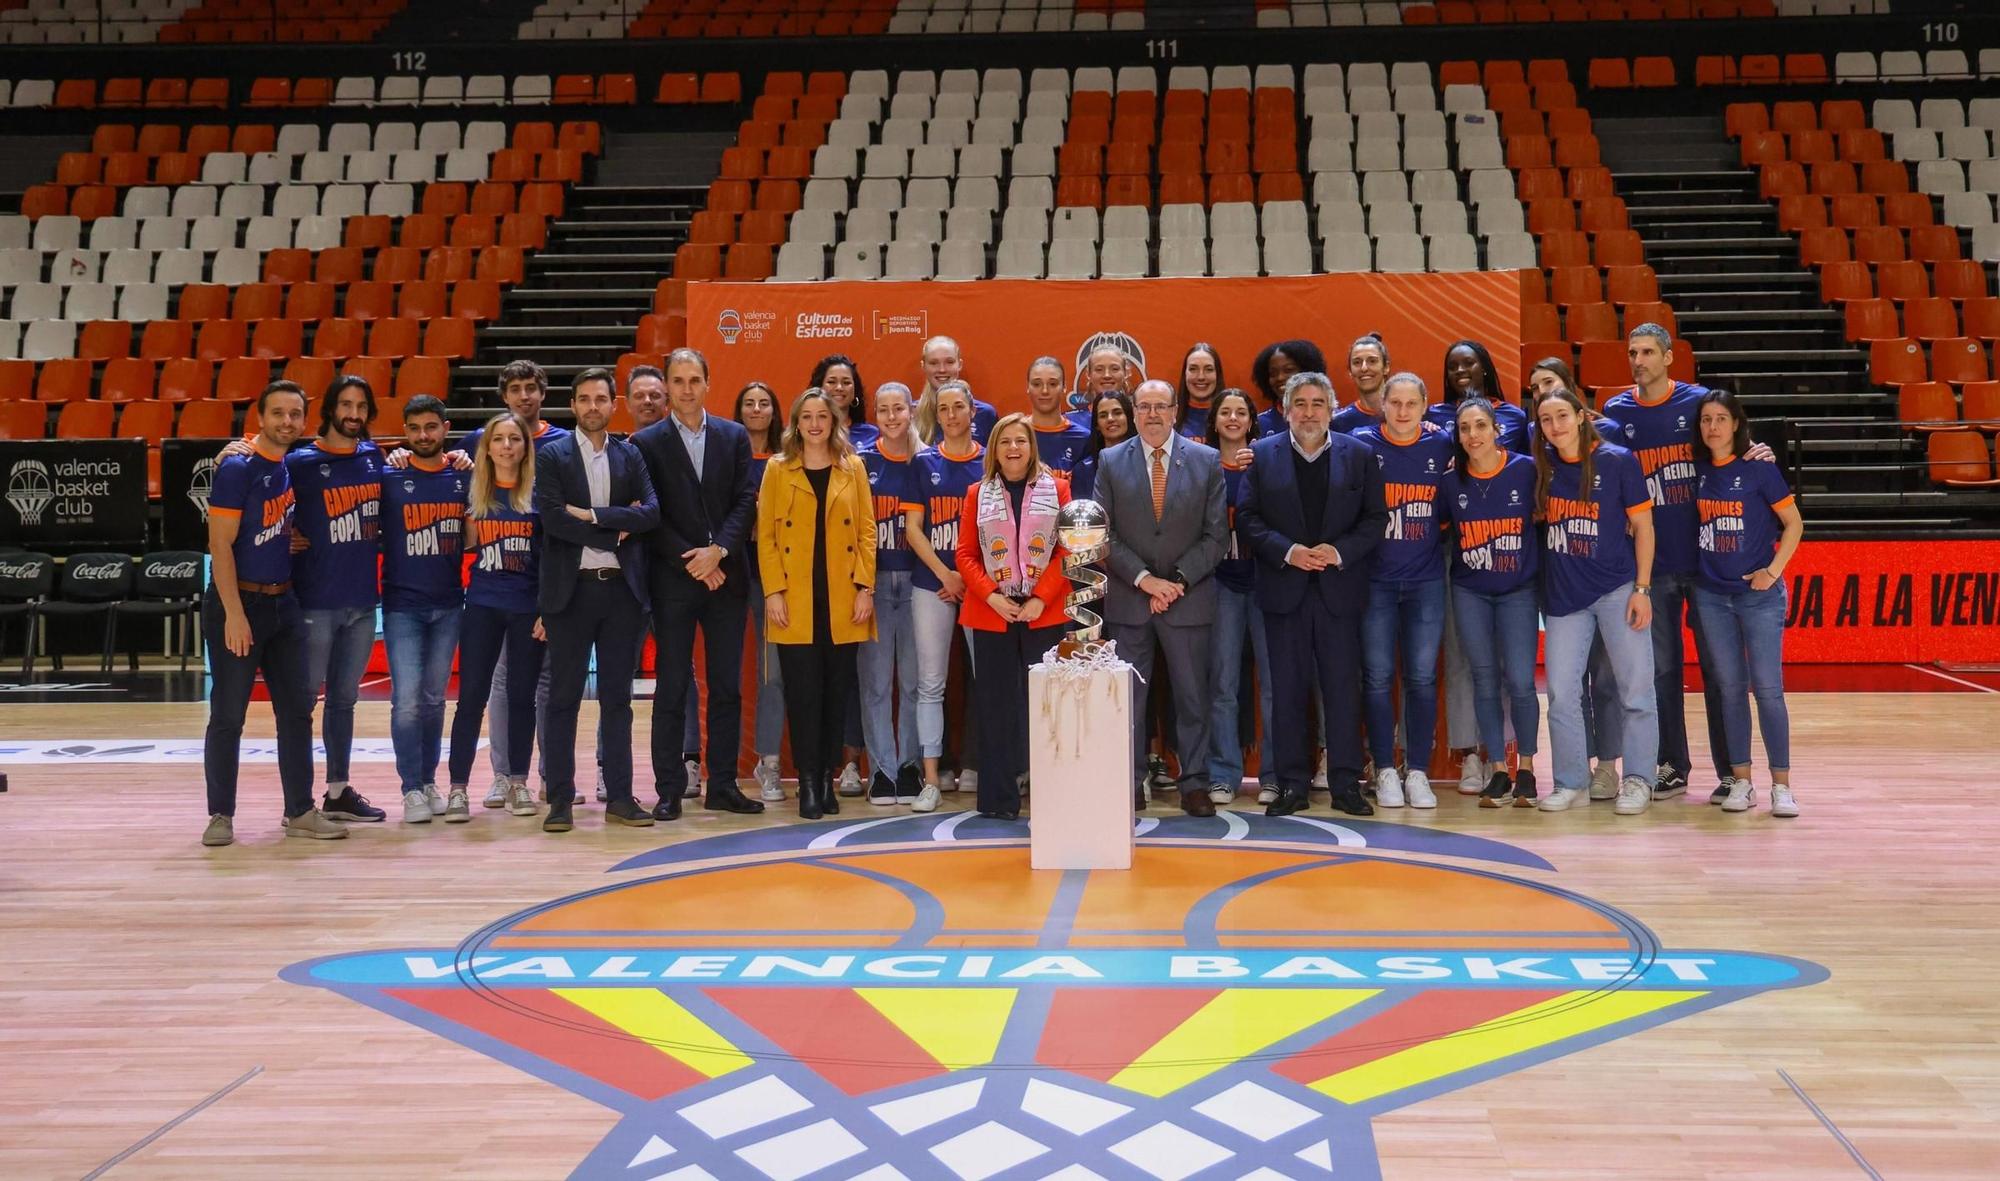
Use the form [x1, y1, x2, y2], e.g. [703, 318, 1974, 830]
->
[1652, 570, 1731, 782]
[383, 606, 460, 793]
[203, 588, 315, 819]
[1583, 638, 1622, 761]
[748, 574, 786, 756]
[1207, 581, 1275, 787]
[1544, 583, 1658, 793]
[303, 604, 377, 785]
[912, 586, 975, 760]
[1451, 582, 1541, 760]
[858, 568, 921, 775]
[1691, 584, 1791, 771]
[1360, 579, 1447, 772]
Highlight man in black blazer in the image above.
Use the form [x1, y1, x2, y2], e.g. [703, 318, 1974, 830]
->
[534, 367, 661, 832]
[631, 347, 764, 819]
[1237, 371, 1389, 818]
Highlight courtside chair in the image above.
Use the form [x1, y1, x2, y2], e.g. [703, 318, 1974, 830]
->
[36, 552, 131, 673]
[109, 550, 203, 672]
[0, 550, 52, 679]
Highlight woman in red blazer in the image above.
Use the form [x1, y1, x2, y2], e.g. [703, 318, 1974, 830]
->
[954, 413, 1072, 818]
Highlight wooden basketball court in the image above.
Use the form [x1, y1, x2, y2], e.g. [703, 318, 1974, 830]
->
[3, 680, 1996, 1180]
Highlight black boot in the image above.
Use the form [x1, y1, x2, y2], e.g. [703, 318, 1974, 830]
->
[799, 769, 825, 820]
[822, 769, 841, 815]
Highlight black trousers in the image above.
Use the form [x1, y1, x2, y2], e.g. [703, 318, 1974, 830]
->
[970, 622, 1064, 814]
[777, 638, 856, 777]
[651, 580, 747, 798]
[543, 575, 646, 806]
[1263, 593, 1365, 793]
[202, 588, 315, 819]
[449, 603, 543, 788]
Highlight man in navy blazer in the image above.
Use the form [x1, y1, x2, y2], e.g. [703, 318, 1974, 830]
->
[1236, 371, 1389, 818]
[631, 347, 764, 819]
[534, 368, 661, 832]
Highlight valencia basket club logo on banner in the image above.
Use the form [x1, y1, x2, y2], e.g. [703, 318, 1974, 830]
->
[285, 818, 1824, 1180]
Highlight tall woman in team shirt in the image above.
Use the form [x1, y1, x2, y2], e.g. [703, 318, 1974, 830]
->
[1352, 374, 1454, 809]
[811, 354, 877, 451]
[1175, 342, 1224, 440]
[1531, 386, 1660, 818]
[857, 382, 925, 807]
[1430, 340, 1530, 453]
[735, 381, 789, 801]
[1068, 388, 1134, 500]
[447, 413, 546, 819]
[1690, 390, 1803, 817]
[1332, 333, 1390, 436]
[954, 414, 1072, 819]
[1440, 398, 1541, 807]
[903, 380, 986, 798]
[1026, 357, 1091, 476]
[1201, 389, 1277, 805]
[1250, 339, 1327, 437]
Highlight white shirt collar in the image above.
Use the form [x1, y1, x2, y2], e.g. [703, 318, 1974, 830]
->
[1143, 432, 1176, 463]
[576, 431, 610, 460]
[675, 411, 709, 438]
[1291, 431, 1332, 461]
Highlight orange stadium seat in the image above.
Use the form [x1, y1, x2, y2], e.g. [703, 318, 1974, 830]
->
[397, 357, 449, 401]
[1928, 431, 2000, 485]
[1962, 382, 2000, 429]
[0, 360, 35, 402]
[99, 358, 155, 403]
[37, 359, 93, 404]
[157, 359, 214, 404]
[1898, 382, 1960, 430]
[0, 400, 42, 438]
[251, 319, 303, 359]
[79, 321, 133, 362]
[176, 399, 234, 437]
[424, 317, 476, 360]
[56, 401, 116, 439]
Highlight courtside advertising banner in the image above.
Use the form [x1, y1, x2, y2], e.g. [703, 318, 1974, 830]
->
[685, 272, 1523, 416]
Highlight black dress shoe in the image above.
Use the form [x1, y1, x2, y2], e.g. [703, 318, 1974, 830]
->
[1329, 789, 1375, 817]
[651, 794, 682, 822]
[607, 798, 656, 826]
[542, 800, 573, 832]
[1181, 791, 1217, 818]
[704, 780, 766, 814]
[1265, 788, 1310, 817]
[799, 770, 825, 820]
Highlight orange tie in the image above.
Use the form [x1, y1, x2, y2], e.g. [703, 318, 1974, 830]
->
[1150, 446, 1167, 519]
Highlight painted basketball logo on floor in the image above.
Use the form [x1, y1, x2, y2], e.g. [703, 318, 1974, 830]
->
[284, 815, 1827, 1181]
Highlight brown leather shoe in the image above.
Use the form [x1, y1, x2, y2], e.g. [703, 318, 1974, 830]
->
[1181, 791, 1217, 817]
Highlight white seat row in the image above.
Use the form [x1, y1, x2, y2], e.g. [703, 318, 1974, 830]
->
[308, 75, 569, 107]
[200, 150, 495, 186]
[1304, 62, 1438, 94]
[117, 184, 413, 222]
[1834, 49, 1986, 84]
[1943, 193, 1999, 229]
[1891, 128, 1996, 165]
[1871, 98, 2000, 135]
[237, 121, 509, 155]
[1305, 87, 1441, 117]
[1260, 3, 1411, 28]
[0, 319, 83, 360]
[887, 9, 1144, 32]
[1914, 159, 2000, 198]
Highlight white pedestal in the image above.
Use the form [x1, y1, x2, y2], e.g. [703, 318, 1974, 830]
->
[1028, 661, 1135, 871]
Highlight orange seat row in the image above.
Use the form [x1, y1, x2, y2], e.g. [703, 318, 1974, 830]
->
[342, 213, 549, 252]
[1585, 58, 1678, 90]
[1695, 54, 1833, 88]
[0, 355, 453, 408]
[1847, 298, 2000, 344]
[1739, 130, 1889, 169]
[175, 279, 502, 324]
[1725, 100, 1870, 140]
[63, 317, 478, 365]
[1758, 161, 1912, 200]
[1870, 337, 1993, 386]
[1796, 225, 1964, 268]
[1902, 383, 2000, 434]
[45, 78, 229, 111]
[1518, 301, 1680, 342]
[1818, 259, 1992, 306]
[262, 246, 525, 288]
[1777, 192, 1934, 234]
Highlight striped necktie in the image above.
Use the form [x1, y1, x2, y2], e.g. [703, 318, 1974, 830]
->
[1150, 445, 1167, 519]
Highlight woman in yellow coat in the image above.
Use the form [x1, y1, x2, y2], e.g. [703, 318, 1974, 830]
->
[758, 387, 878, 818]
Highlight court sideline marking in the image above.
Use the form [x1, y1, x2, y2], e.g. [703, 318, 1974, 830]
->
[1903, 663, 2000, 694]
[1777, 1068, 1884, 1180]
[81, 1066, 263, 1180]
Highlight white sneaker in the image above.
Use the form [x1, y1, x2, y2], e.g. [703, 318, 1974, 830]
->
[595, 767, 608, 804]
[507, 778, 538, 817]
[1312, 752, 1329, 791]
[1720, 777, 1756, 813]
[1614, 775, 1652, 815]
[958, 769, 979, 794]
[1457, 753, 1485, 795]
[401, 790, 433, 824]
[1588, 763, 1620, 801]
[911, 783, 941, 813]
[683, 759, 702, 798]
[1538, 787, 1589, 812]
[443, 788, 471, 823]
[1770, 785, 1799, 818]
[1405, 770, 1437, 809]
[422, 783, 445, 815]
[1374, 767, 1405, 808]
[483, 778, 509, 808]
[1256, 784, 1278, 804]
[941, 770, 960, 793]
[1208, 783, 1235, 805]
[755, 757, 784, 803]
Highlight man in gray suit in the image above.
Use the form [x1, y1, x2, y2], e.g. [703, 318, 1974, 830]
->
[1096, 379, 1231, 816]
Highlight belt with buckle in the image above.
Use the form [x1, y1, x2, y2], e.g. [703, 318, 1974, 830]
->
[583, 567, 622, 580]
[236, 580, 291, 595]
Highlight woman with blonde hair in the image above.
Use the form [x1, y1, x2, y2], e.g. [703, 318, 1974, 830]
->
[446, 413, 545, 821]
[758, 388, 878, 819]
[953, 413, 1072, 818]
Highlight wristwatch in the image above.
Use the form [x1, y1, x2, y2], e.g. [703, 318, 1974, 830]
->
[1633, 584, 1651, 595]
[1169, 568, 1190, 590]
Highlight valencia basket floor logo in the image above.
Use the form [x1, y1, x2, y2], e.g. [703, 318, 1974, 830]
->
[284, 815, 1825, 1181]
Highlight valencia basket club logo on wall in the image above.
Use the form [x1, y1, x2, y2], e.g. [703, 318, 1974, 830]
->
[285, 817, 1826, 1180]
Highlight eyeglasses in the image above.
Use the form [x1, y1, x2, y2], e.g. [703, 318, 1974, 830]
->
[1134, 402, 1174, 415]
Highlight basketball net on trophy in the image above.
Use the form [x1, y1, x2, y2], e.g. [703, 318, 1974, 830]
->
[1040, 499, 1131, 754]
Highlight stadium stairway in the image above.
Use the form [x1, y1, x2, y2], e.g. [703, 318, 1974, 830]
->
[1596, 114, 1966, 530]
[450, 131, 721, 423]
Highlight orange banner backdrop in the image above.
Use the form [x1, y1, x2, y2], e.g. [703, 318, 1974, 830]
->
[685, 273, 1522, 417]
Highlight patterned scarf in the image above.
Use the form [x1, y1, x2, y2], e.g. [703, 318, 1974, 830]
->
[975, 472, 1060, 598]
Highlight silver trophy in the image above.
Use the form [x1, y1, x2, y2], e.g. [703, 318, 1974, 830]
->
[1056, 498, 1109, 655]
